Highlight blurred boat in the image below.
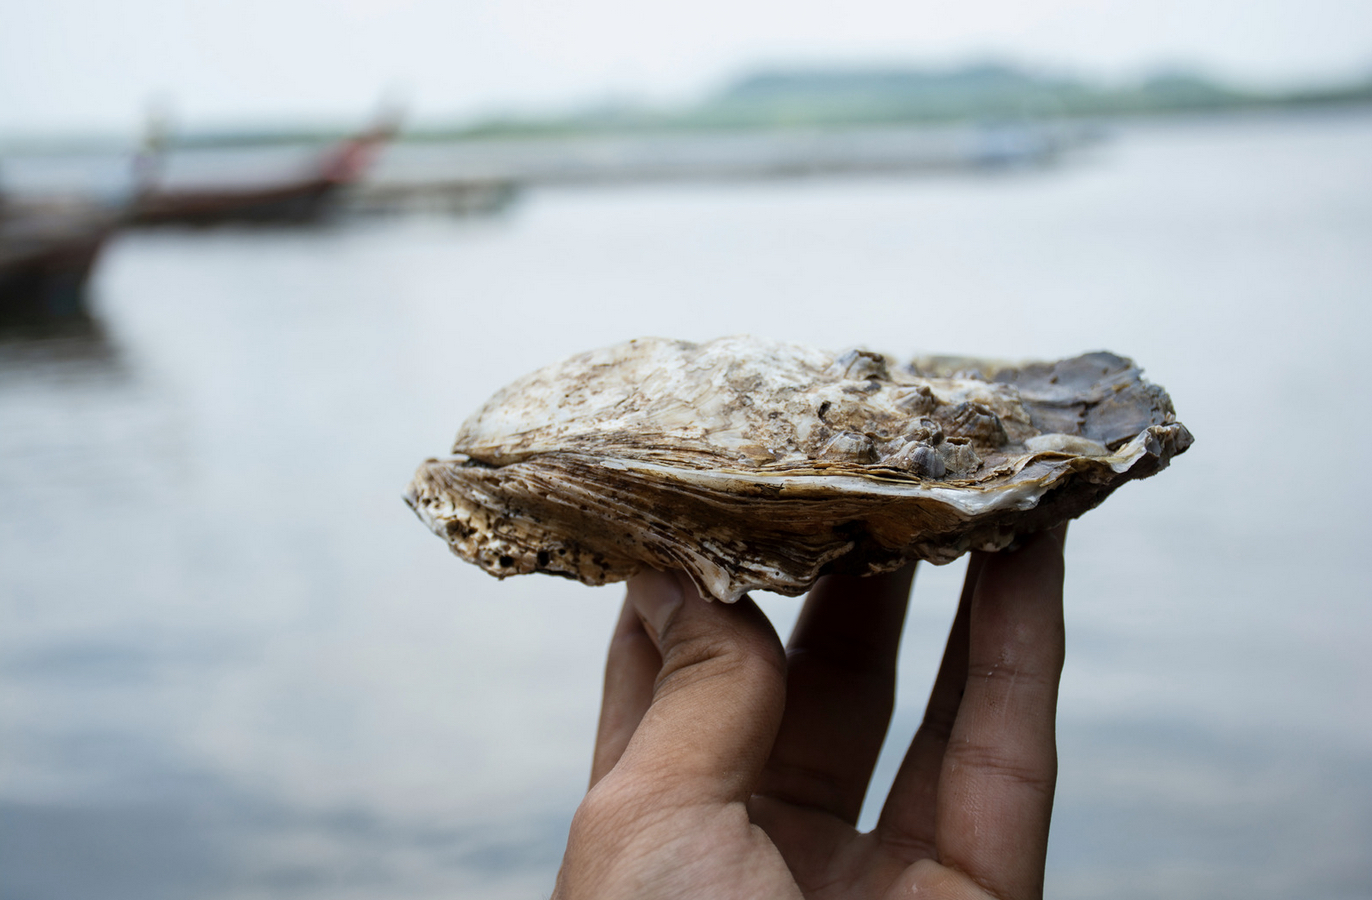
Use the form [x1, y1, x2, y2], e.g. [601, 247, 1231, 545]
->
[129, 121, 396, 227]
[0, 199, 115, 327]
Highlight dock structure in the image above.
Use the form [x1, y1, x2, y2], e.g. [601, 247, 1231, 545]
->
[346, 121, 1095, 216]
[345, 178, 518, 217]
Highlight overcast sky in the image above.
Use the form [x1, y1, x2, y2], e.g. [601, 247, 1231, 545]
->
[4, 0, 1372, 136]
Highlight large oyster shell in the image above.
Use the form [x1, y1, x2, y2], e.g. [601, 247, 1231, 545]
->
[406, 336, 1192, 602]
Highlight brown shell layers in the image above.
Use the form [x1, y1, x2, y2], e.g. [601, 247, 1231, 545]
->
[406, 336, 1192, 602]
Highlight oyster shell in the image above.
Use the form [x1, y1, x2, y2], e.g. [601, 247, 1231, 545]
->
[406, 336, 1192, 602]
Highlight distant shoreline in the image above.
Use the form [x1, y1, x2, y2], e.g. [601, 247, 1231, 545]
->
[4, 63, 1371, 154]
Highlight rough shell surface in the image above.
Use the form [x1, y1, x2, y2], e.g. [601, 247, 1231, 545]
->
[406, 336, 1193, 602]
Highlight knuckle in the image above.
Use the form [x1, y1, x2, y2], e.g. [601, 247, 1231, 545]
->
[657, 624, 785, 695]
[917, 695, 962, 743]
[789, 636, 897, 683]
[947, 739, 1056, 794]
[567, 783, 617, 837]
[965, 657, 1060, 696]
[570, 778, 657, 844]
[661, 627, 736, 672]
[759, 759, 863, 819]
[606, 625, 656, 661]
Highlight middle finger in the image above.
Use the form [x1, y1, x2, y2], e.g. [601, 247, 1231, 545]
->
[754, 562, 915, 824]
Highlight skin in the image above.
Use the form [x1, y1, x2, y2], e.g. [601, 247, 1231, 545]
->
[552, 526, 1068, 900]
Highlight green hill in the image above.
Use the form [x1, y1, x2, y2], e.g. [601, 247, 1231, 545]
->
[439, 62, 1372, 139]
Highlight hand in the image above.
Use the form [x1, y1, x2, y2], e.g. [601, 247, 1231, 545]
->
[554, 527, 1068, 900]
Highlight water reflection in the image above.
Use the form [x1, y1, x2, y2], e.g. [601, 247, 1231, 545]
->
[0, 312, 124, 377]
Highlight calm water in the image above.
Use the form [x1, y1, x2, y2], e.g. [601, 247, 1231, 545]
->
[3, 111, 1371, 899]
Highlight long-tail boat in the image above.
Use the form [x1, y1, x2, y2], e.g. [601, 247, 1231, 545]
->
[129, 118, 396, 227]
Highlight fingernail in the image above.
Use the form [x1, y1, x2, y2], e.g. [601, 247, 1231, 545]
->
[627, 568, 684, 639]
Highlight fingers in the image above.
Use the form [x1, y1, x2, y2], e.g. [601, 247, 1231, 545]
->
[590, 594, 660, 788]
[608, 569, 787, 807]
[756, 563, 915, 824]
[875, 552, 983, 855]
[935, 526, 1067, 900]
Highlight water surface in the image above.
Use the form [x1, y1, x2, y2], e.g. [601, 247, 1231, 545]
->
[3, 110, 1371, 899]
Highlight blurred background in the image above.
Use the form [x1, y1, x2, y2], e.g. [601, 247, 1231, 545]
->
[2, 2, 1371, 898]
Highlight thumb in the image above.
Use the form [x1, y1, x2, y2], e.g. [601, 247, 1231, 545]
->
[613, 569, 787, 806]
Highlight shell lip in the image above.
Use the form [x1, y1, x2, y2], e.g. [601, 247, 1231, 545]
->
[445, 419, 1183, 487]
[434, 421, 1184, 531]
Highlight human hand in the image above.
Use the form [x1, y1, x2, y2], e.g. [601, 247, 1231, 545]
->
[553, 526, 1067, 900]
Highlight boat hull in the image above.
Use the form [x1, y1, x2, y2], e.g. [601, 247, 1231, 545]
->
[130, 178, 343, 227]
[0, 219, 110, 327]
